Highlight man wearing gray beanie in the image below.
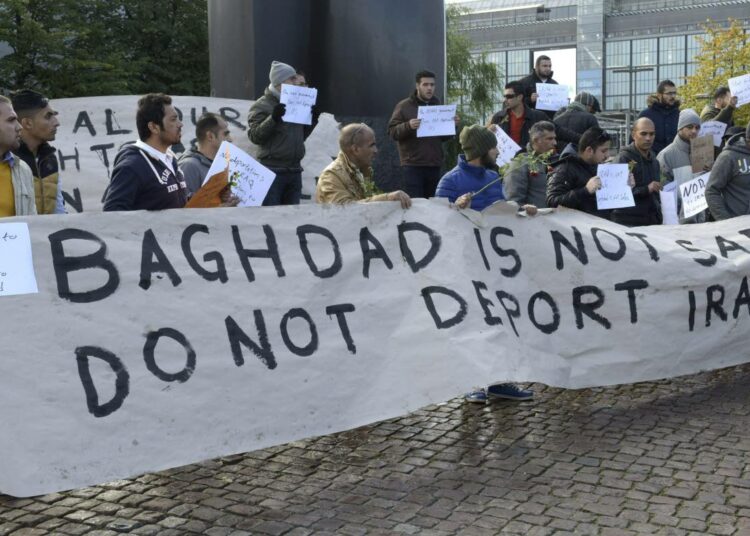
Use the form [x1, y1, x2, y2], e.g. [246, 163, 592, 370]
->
[247, 60, 320, 205]
[706, 121, 750, 220]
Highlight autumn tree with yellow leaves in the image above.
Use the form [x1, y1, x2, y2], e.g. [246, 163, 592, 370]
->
[681, 19, 750, 127]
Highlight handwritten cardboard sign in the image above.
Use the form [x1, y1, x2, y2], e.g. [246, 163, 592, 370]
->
[699, 121, 728, 147]
[417, 104, 457, 138]
[495, 127, 522, 167]
[535, 84, 569, 112]
[728, 73, 750, 107]
[0, 223, 38, 297]
[596, 163, 635, 210]
[690, 135, 714, 173]
[280, 84, 318, 125]
[679, 172, 709, 219]
[203, 141, 276, 206]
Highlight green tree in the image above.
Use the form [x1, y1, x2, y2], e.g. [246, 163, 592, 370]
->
[445, 5, 503, 166]
[0, 0, 209, 98]
[681, 19, 750, 127]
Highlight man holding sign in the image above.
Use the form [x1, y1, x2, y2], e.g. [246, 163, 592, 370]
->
[489, 81, 548, 147]
[178, 113, 232, 195]
[519, 55, 559, 119]
[247, 60, 320, 206]
[611, 118, 662, 226]
[547, 127, 614, 217]
[388, 69, 459, 199]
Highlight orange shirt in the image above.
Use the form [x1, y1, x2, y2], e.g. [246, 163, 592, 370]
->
[509, 109, 525, 145]
[0, 161, 15, 217]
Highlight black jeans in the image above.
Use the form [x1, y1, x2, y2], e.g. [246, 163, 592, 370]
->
[401, 166, 441, 199]
[263, 168, 302, 206]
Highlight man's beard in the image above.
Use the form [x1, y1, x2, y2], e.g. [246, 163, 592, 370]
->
[480, 153, 497, 169]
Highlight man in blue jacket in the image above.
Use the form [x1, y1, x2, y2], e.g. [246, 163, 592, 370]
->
[637, 80, 680, 155]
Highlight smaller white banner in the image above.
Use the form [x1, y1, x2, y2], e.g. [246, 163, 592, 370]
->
[680, 172, 709, 219]
[596, 163, 634, 210]
[417, 105, 457, 138]
[204, 141, 276, 206]
[280, 84, 318, 125]
[495, 127, 522, 167]
[535, 84, 569, 112]
[0, 223, 38, 297]
[700, 121, 728, 147]
[728, 73, 750, 107]
[660, 182, 679, 225]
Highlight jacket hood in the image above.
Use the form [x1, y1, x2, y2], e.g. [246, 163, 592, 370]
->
[112, 142, 142, 168]
[724, 136, 750, 155]
[620, 142, 654, 161]
[457, 154, 499, 178]
[646, 94, 680, 110]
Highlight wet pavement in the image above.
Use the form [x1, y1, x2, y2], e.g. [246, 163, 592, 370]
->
[2, 364, 750, 535]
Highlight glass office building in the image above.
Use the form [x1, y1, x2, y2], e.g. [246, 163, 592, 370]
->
[451, 0, 750, 112]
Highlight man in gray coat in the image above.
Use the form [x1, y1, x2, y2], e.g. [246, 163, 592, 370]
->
[178, 113, 232, 196]
[705, 122, 750, 221]
[657, 109, 701, 183]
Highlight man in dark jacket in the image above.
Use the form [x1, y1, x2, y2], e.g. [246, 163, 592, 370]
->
[700, 86, 737, 127]
[518, 55, 558, 119]
[247, 60, 320, 206]
[546, 127, 613, 217]
[611, 118, 662, 226]
[103, 93, 189, 211]
[637, 80, 680, 155]
[705, 122, 750, 221]
[489, 81, 548, 147]
[553, 92, 600, 153]
[11, 89, 63, 214]
[388, 69, 458, 199]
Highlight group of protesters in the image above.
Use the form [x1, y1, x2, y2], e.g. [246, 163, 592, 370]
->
[1, 58, 748, 402]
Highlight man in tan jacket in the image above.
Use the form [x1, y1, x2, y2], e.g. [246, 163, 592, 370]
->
[316, 123, 411, 208]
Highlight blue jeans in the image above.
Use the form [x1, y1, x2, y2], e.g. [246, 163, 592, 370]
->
[401, 166, 441, 199]
[263, 169, 302, 206]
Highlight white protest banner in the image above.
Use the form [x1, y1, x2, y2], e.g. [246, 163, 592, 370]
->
[728, 73, 750, 107]
[0, 223, 38, 296]
[48, 96, 339, 212]
[680, 172, 709, 219]
[660, 182, 679, 225]
[6, 202, 750, 496]
[417, 104, 457, 138]
[700, 121, 728, 147]
[203, 141, 276, 206]
[535, 84, 569, 112]
[596, 163, 635, 209]
[280, 84, 318, 125]
[495, 127, 522, 167]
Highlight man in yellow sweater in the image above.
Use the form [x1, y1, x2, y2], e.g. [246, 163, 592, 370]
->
[0, 96, 36, 217]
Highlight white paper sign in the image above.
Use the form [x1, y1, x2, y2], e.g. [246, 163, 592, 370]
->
[495, 127, 522, 167]
[203, 141, 276, 206]
[280, 84, 318, 125]
[596, 164, 635, 210]
[417, 104, 457, 138]
[673, 166, 694, 186]
[535, 84, 569, 112]
[699, 121, 728, 147]
[0, 223, 38, 296]
[660, 182, 679, 225]
[728, 73, 750, 107]
[680, 172, 709, 219]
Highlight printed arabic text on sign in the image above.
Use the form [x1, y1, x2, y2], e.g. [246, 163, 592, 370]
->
[416, 105, 456, 138]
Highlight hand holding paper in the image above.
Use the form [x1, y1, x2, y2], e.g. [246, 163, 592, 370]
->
[595, 164, 635, 209]
[280, 84, 318, 125]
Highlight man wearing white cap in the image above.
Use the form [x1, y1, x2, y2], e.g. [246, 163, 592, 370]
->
[247, 60, 320, 205]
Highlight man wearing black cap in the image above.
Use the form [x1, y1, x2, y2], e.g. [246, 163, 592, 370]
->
[11, 89, 63, 214]
[247, 60, 320, 206]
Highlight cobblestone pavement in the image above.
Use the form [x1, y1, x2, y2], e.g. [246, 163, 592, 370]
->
[3, 364, 750, 535]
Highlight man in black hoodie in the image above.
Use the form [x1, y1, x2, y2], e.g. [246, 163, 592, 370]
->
[103, 94, 189, 211]
[611, 118, 662, 226]
[547, 127, 613, 217]
[519, 55, 559, 120]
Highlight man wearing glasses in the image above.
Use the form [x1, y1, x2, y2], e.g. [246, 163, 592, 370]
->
[489, 81, 548, 147]
[638, 80, 680, 155]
